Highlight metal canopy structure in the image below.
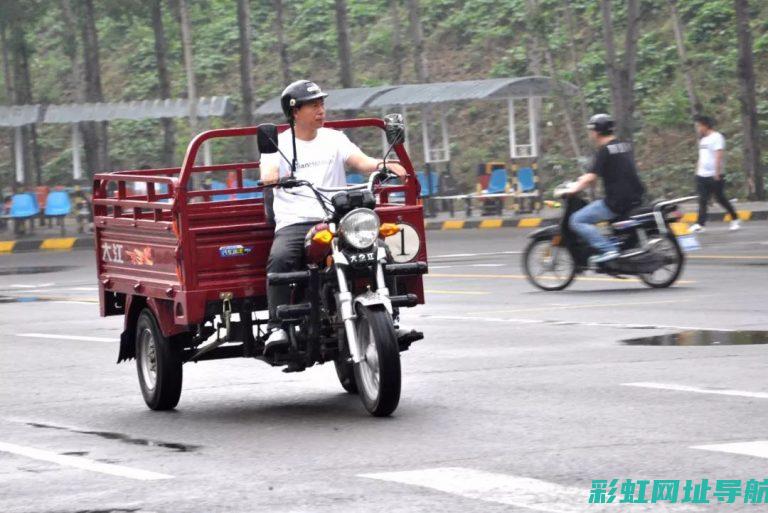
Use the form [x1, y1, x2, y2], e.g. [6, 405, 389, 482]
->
[1, 97, 232, 182]
[254, 76, 576, 164]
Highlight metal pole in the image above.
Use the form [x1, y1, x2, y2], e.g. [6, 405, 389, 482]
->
[420, 107, 430, 164]
[71, 124, 83, 181]
[381, 108, 388, 155]
[528, 96, 538, 158]
[401, 105, 410, 155]
[14, 127, 24, 184]
[440, 109, 450, 162]
[507, 98, 516, 160]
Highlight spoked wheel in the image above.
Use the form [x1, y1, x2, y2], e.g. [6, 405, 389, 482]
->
[353, 305, 401, 417]
[523, 237, 576, 291]
[639, 233, 684, 288]
[136, 308, 183, 410]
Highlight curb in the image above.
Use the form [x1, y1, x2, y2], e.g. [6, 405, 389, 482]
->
[0, 237, 93, 254]
[426, 209, 768, 231]
[0, 209, 765, 252]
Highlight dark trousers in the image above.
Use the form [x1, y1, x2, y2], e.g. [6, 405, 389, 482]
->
[696, 176, 738, 225]
[267, 222, 316, 327]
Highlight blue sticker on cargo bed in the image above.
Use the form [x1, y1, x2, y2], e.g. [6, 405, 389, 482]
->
[219, 245, 253, 257]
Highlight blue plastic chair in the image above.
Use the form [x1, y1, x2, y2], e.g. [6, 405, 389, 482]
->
[517, 167, 536, 193]
[44, 191, 71, 216]
[416, 171, 439, 198]
[346, 172, 365, 185]
[208, 180, 230, 202]
[10, 193, 40, 218]
[236, 179, 264, 200]
[485, 168, 508, 194]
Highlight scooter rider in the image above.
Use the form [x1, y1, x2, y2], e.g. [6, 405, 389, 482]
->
[564, 114, 646, 263]
[260, 80, 407, 350]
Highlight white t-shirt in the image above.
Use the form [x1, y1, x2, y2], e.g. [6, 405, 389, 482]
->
[697, 131, 725, 178]
[260, 127, 361, 232]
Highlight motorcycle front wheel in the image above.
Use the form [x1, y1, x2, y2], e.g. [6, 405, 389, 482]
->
[353, 305, 401, 417]
[639, 233, 684, 288]
[523, 238, 576, 291]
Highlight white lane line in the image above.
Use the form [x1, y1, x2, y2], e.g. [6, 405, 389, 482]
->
[469, 263, 505, 267]
[8, 283, 55, 289]
[425, 289, 489, 296]
[18, 333, 115, 343]
[431, 251, 521, 259]
[428, 265, 455, 269]
[692, 441, 768, 459]
[417, 314, 713, 331]
[360, 467, 700, 512]
[0, 441, 173, 481]
[622, 382, 768, 399]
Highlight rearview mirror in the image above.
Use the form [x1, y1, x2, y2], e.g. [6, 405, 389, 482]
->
[257, 124, 279, 154]
[384, 113, 405, 146]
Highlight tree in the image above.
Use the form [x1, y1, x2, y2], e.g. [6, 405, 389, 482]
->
[667, 0, 702, 118]
[78, 0, 110, 175]
[406, 0, 428, 83]
[177, 0, 198, 136]
[9, 22, 42, 186]
[733, 0, 764, 200]
[389, 0, 403, 84]
[150, 0, 176, 166]
[274, 0, 291, 86]
[237, 0, 257, 159]
[600, 0, 639, 142]
[334, 0, 353, 88]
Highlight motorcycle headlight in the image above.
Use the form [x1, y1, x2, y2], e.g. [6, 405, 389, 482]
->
[339, 208, 380, 249]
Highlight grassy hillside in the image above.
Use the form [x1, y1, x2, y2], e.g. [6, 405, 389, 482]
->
[1, 0, 766, 199]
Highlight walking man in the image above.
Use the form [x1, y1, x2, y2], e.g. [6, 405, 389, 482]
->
[689, 115, 740, 233]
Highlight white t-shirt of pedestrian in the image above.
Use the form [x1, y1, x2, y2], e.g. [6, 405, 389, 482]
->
[697, 131, 725, 178]
[260, 127, 361, 232]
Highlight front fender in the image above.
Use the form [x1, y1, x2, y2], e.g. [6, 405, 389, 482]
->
[529, 224, 561, 240]
[354, 290, 393, 315]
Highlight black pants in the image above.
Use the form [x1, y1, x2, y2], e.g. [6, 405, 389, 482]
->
[696, 176, 738, 226]
[266, 222, 316, 327]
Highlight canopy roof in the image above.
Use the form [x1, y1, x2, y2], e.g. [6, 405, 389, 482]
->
[0, 97, 232, 126]
[254, 76, 576, 116]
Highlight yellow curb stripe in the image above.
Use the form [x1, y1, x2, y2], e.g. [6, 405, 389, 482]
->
[518, 218, 542, 228]
[0, 241, 16, 253]
[681, 212, 698, 223]
[40, 238, 77, 250]
[479, 219, 503, 229]
[442, 220, 465, 230]
[724, 210, 752, 221]
[670, 222, 690, 236]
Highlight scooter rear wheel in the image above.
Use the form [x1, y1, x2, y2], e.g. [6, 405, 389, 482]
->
[639, 233, 684, 288]
[523, 238, 577, 291]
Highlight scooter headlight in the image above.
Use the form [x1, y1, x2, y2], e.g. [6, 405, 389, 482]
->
[339, 208, 380, 249]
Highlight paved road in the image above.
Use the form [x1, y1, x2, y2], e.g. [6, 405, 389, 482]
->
[1, 223, 767, 513]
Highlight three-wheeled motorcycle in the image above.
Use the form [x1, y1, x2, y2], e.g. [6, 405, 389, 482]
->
[92, 116, 428, 417]
[523, 181, 698, 290]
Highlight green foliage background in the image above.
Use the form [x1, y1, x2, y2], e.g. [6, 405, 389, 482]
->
[1, 0, 766, 199]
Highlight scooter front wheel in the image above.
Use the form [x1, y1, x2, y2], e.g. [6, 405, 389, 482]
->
[523, 238, 576, 291]
[353, 305, 401, 417]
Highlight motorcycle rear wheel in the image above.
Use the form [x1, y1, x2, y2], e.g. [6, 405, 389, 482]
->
[639, 233, 684, 288]
[353, 305, 401, 417]
[523, 238, 576, 291]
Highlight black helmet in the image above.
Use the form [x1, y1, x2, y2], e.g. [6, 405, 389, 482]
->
[587, 113, 614, 135]
[280, 80, 328, 119]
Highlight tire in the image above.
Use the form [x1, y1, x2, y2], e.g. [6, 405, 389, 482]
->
[135, 308, 183, 410]
[639, 233, 684, 288]
[353, 305, 401, 417]
[523, 237, 576, 291]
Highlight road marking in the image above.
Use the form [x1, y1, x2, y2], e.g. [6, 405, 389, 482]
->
[692, 441, 768, 459]
[469, 263, 505, 267]
[474, 298, 686, 315]
[0, 441, 173, 481]
[431, 251, 521, 259]
[426, 272, 695, 284]
[360, 467, 700, 512]
[425, 289, 489, 296]
[9, 283, 56, 289]
[621, 382, 768, 399]
[689, 254, 768, 260]
[416, 314, 713, 332]
[18, 333, 115, 343]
